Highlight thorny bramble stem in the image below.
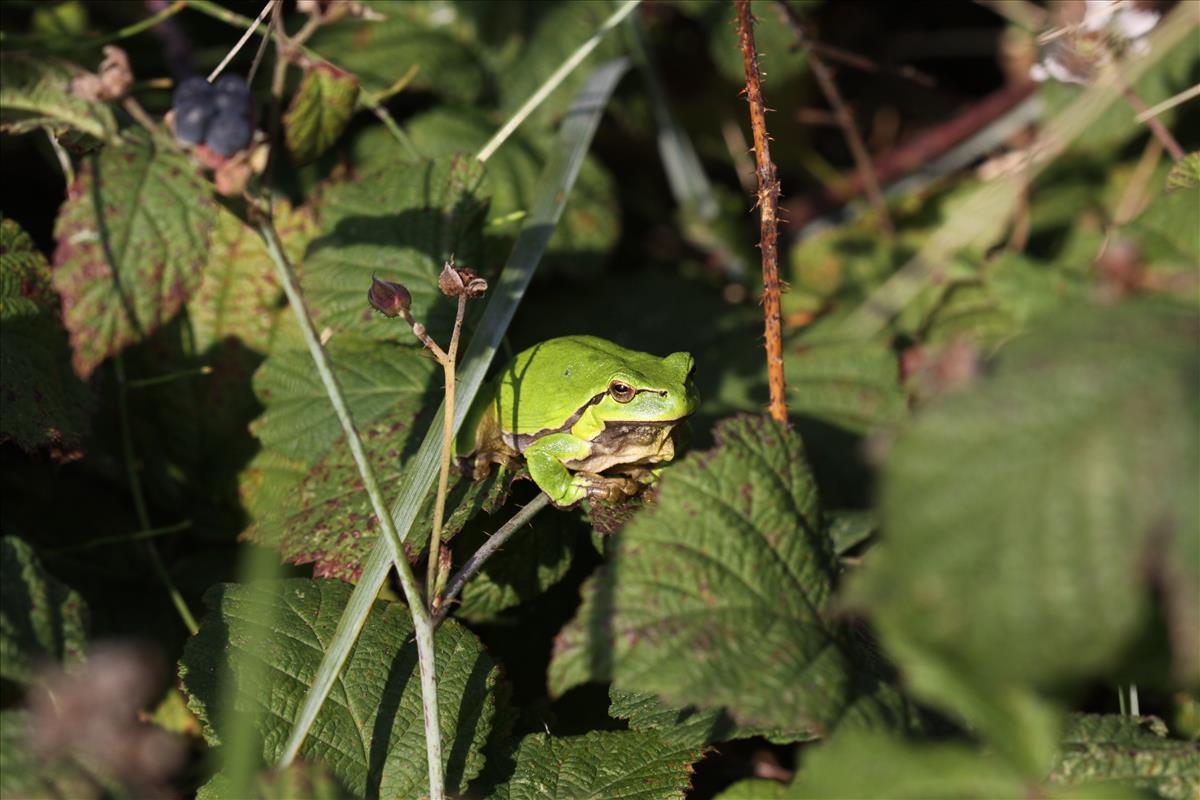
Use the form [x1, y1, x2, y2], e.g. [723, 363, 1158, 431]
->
[735, 0, 789, 425]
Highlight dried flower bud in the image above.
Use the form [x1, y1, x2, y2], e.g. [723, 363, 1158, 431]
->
[438, 260, 488, 299]
[98, 46, 133, 100]
[368, 274, 411, 317]
[297, 0, 384, 22]
[71, 47, 134, 102]
[70, 71, 105, 102]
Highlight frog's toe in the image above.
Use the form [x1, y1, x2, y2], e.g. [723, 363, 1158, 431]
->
[576, 472, 640, 505]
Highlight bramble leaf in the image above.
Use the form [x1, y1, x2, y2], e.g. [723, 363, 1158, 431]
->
[609, 687, 803, 749]
[406, 107, 619, 276]
[179, 579, 500, 799]
[0, 218, 90, 450]
[1165, 152, 1200, 192]
[0, 54, 117, 141]
[249, 337, 435, 462]
[1127, 182, 1199, 272]
[301, 156, 487, 342]
[451, 511, 581, 622]
[850, 301, 1200, 768]
[549, 416, 915, 736]
[786, 333, 906, 433]
[261, 406, 512, 581]
[188, 202, 315, 356]
[51, 132, 217, 376]
[306, 5, 489, 104]
[284, 63, 360, 166]
[0, 536, 89, 686]
[1049, 714, 1200, 800]
[487, 730, 701, 800]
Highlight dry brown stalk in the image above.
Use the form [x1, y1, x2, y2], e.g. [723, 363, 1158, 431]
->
[773, 0, 893, 235]
[736, 0, 788, 425]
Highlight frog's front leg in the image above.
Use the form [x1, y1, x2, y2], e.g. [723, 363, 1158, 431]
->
[523, 433, 638, 508]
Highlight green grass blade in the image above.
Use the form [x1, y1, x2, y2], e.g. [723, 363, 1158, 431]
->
[278, 57, 631, 766]
[475, 0, 639, 163]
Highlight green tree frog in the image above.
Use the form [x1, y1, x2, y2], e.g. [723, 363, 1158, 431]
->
[455, 335, 699, 508]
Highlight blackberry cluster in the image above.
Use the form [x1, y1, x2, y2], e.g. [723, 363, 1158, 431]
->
[172, 74, 254, 156]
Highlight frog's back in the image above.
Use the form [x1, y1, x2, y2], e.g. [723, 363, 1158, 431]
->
[496, 336, 660, 434]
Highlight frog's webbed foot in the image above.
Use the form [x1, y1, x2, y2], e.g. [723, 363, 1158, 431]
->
[575, 471, 641, 505]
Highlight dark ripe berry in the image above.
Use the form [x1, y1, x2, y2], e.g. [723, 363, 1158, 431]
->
[175, 103, 214, 144]
[212, 73, 252, 113]
[173, 75, 213, 111]
[204, 110, 253, 156]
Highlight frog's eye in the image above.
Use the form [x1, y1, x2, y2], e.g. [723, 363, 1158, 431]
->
[608, 381, 636, 404]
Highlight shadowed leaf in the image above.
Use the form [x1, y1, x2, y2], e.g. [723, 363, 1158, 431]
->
[0, 218, 91, 450]
[0, 536, 89, 686]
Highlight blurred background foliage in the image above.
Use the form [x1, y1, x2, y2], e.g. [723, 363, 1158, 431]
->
[0, 0, 1197, 797]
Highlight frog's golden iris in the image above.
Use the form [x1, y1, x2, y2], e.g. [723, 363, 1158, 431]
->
[455, 336, 698, 508]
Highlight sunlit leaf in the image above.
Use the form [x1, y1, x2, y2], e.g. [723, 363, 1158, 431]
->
[301, 156, 487, 342]
[0, 54, 116, 141]
[180, 579, 500, 799]
[1049, 714, 1200, 800]
[549, 416, 915, 736]
[284, 63, 360, 166]
[487, 730, 701, 800]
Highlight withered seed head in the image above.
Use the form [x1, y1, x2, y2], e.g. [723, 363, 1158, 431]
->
[438, 259, 488, 299]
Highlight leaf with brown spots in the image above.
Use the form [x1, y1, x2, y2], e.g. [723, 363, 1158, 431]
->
[284, 62, 360, 165]
[51, 131, 216, 377]
[549, 416, 916, 737]
[272, 407, 514, 582]
[188, 201, 316, 356]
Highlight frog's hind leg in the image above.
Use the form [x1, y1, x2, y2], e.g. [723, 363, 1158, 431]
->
[470, 449, 520, 481]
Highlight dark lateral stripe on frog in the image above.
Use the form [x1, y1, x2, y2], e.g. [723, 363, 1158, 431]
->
[505, 389, 609, 452]
[503, 388, 674, 453]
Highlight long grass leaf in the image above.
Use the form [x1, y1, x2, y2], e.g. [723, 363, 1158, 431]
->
[475, 0, 639, 163]
[278, 57, 631, 766]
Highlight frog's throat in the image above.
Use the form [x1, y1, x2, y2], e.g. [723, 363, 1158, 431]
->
[565, 419, 680, 474]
